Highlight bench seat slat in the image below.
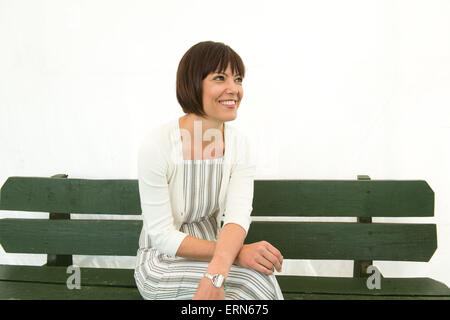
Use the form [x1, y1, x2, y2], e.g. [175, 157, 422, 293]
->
[0, 265, 448, 300]
[0, 280, 142, 300]
[283, 293, 450, 300]
[277, 275, 450, 297]
[4, 265, 449, 296]
[0, 265, 135, 287]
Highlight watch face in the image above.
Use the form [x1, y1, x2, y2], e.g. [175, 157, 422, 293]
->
[213, 274, 225, 288]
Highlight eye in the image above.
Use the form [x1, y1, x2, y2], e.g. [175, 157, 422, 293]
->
[212, 75, 243, 83]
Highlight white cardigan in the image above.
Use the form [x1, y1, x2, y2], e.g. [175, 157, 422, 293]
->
[137, 118, 256, 257]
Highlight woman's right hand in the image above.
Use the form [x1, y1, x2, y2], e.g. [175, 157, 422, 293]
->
[234, 241, 283, 275]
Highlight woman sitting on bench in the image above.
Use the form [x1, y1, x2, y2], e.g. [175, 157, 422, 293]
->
[134, 41, 284, 300]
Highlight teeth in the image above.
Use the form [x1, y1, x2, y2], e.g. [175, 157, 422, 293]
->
[220, 100, 235, 105]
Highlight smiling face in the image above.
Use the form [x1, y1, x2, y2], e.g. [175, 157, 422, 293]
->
[201, 63, 243, 122]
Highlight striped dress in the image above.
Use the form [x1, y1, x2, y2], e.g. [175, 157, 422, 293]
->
[134, 157, 284, 300]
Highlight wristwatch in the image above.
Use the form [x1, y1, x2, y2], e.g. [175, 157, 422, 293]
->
[204, 272, 227, 289]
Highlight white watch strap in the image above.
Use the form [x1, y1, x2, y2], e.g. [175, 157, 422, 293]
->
[204, 273, 213, 280]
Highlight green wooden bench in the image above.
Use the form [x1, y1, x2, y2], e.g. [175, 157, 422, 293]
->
[0, 174, 449, 300]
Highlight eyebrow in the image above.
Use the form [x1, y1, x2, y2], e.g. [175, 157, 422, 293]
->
[215, 72, 242, 77]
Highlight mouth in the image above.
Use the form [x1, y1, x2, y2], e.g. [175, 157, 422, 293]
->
[218, 99, 237, 109]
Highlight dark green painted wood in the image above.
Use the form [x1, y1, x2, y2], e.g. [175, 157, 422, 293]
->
[0, 177, 434, 217]
[4, 280, 447, 300]
[0, 176, 446, 300]
[0, 219, 141, 256]
[0, 265, 136, 287]
[245, 222, 437, 261]
[2, 265, 448, 297]
[282, 293, 450, 300]
[0, 219, 437, 261]
[0, 177, 141, 215]
[276, 275, 450, 296]
[0, 280, 142, 300]
[353, 175, 373, 277]
[253, 180, 434, 217]
[46, 174, 73, 267]
[1, 266, 448, 300]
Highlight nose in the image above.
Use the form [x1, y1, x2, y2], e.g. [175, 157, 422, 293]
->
[225, 78, 240, 95]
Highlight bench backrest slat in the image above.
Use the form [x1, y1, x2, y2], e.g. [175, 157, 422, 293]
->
[0, 177, 434, 217]
[246, 221, 437, 261]
[0, 219, 436, 261]
[0, 219, 140, 256]
[253, 180, 434, 217]
[0, 177, 141, 215]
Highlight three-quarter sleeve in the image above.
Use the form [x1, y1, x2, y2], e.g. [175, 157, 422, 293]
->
[222, 133, 257, 234]
[137, 133, 188, 257]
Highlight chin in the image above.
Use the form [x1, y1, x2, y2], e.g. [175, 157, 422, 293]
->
[223, 112, 237, 122]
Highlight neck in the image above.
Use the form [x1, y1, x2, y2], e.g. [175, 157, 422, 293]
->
[180, 113, 224, 135]
[179, 114, 225, 160]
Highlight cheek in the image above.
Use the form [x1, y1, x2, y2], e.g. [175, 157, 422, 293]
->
[205, 88, 221, 101]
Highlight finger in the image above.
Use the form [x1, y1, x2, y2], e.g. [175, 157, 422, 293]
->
[256, 255, 275, 273]
[265, 242, 283, 262]
[256, 263, 274, 275]
[253, 257, 274, 275]
[260, 246, 282, 272]
[264, 244, 283, 270]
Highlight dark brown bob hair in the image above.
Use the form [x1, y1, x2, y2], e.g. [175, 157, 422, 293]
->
[176, 41, 245, 117]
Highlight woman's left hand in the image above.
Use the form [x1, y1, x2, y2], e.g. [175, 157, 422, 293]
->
[193, 277, 225, 300]
[234, 241, 283, 275]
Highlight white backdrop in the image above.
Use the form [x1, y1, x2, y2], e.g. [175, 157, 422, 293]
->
[1, 0, 449, 287]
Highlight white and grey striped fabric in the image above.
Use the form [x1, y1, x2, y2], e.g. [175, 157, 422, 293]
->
[134, 157, 284, 300]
